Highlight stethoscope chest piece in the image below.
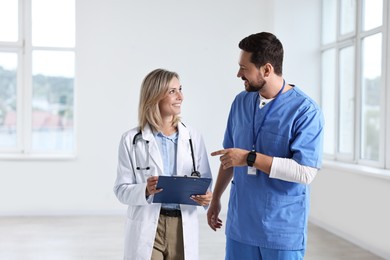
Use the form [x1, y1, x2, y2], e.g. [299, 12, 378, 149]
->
[191, 170, 201, 178]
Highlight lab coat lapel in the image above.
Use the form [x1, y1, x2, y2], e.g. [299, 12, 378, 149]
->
[177, 123, 191, 176]
[142, 124, 164, 175]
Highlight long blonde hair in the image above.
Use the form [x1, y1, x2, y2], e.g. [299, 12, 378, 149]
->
[138, 69, 181, 132]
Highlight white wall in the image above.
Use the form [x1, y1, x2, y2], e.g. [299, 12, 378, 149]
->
[272, 0, 321, 102]
[310, 164, 390, 259]
[0, 0, 273, 215]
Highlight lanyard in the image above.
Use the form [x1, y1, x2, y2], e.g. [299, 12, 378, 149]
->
[252, 79, 285, 150]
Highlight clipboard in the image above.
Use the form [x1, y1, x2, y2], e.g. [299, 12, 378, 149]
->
[153, 176, 212, 206]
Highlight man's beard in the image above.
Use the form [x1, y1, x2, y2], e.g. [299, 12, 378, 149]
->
[244, 77, 266, 92]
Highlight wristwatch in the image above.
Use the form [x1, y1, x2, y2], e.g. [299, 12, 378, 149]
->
[246, 150, 257, 167]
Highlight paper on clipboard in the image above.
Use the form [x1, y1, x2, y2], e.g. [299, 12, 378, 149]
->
[153, 176, 212, 206]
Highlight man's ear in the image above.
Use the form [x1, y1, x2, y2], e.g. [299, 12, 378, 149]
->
[263, 63, 273, 77]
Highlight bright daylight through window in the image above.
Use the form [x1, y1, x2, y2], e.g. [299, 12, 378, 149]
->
[321, 0, 388, 169]
[0, 0, 75, 157]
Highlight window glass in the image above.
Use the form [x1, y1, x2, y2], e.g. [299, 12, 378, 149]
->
[360, 34, 382, 161]
[321, 49, 336, 155]
[0, 0, 18, 42]
[322, 0, 337, 44]
[338, 46, 355, 156]
[340, 0, 356, 35]
[31, 50, 74, 153]
[0, 53, 18, 148]
[362, 0, 383, 31]
[32, 0, 75, 47]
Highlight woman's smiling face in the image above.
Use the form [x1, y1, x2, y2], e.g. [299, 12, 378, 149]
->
[159, 76, 183, 118]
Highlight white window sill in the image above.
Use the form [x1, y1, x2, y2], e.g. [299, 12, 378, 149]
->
[322, 160, 390, 181]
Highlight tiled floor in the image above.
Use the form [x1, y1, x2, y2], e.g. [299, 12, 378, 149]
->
[0, 215, 383, 259]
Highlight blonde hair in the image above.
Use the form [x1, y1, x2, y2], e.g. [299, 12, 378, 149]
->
[138, 68, 181, 132]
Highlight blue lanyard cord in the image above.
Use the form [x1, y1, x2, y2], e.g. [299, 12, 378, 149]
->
[252, 79, 286, 149]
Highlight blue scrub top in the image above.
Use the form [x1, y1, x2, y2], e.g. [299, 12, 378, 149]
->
[223, 86, 324, 250]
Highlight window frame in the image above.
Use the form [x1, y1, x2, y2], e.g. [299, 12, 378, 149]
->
[0, 0, 76, 159]
[321, 0, 389, 170]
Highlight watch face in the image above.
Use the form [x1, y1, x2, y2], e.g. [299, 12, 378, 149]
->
[247, 151, 256, 166]
[248, 154, 256, 161]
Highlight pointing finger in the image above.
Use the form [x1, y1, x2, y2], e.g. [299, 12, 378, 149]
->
[211, 149, 228, 156]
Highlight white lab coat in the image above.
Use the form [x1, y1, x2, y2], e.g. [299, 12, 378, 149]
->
[114, 122, 212, 260]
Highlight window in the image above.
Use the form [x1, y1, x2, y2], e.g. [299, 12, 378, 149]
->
[321, 0, 387, 168]
[0, 0, 75, 157]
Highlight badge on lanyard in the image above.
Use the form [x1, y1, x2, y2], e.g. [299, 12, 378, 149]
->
[247, 166, 257, 175]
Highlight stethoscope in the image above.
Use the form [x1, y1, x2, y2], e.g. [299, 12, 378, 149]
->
[132, 129, 201, 178]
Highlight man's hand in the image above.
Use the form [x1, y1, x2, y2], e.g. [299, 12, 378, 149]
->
[207, 199, 223, 231]
[211, 148, 249, 169]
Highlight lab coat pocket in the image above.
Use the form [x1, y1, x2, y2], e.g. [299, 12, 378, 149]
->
[263, 193, 306, 234]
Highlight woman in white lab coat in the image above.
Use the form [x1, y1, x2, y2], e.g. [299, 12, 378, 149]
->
[114, 68, 213, 260]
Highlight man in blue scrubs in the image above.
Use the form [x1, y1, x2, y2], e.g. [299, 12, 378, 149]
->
[207, 32, 324, 260]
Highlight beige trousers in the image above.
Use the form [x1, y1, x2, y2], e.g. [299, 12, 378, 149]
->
[151, 214, 184, 260]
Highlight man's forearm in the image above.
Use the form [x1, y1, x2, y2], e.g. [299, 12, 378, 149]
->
[212, 164, 233, 200]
